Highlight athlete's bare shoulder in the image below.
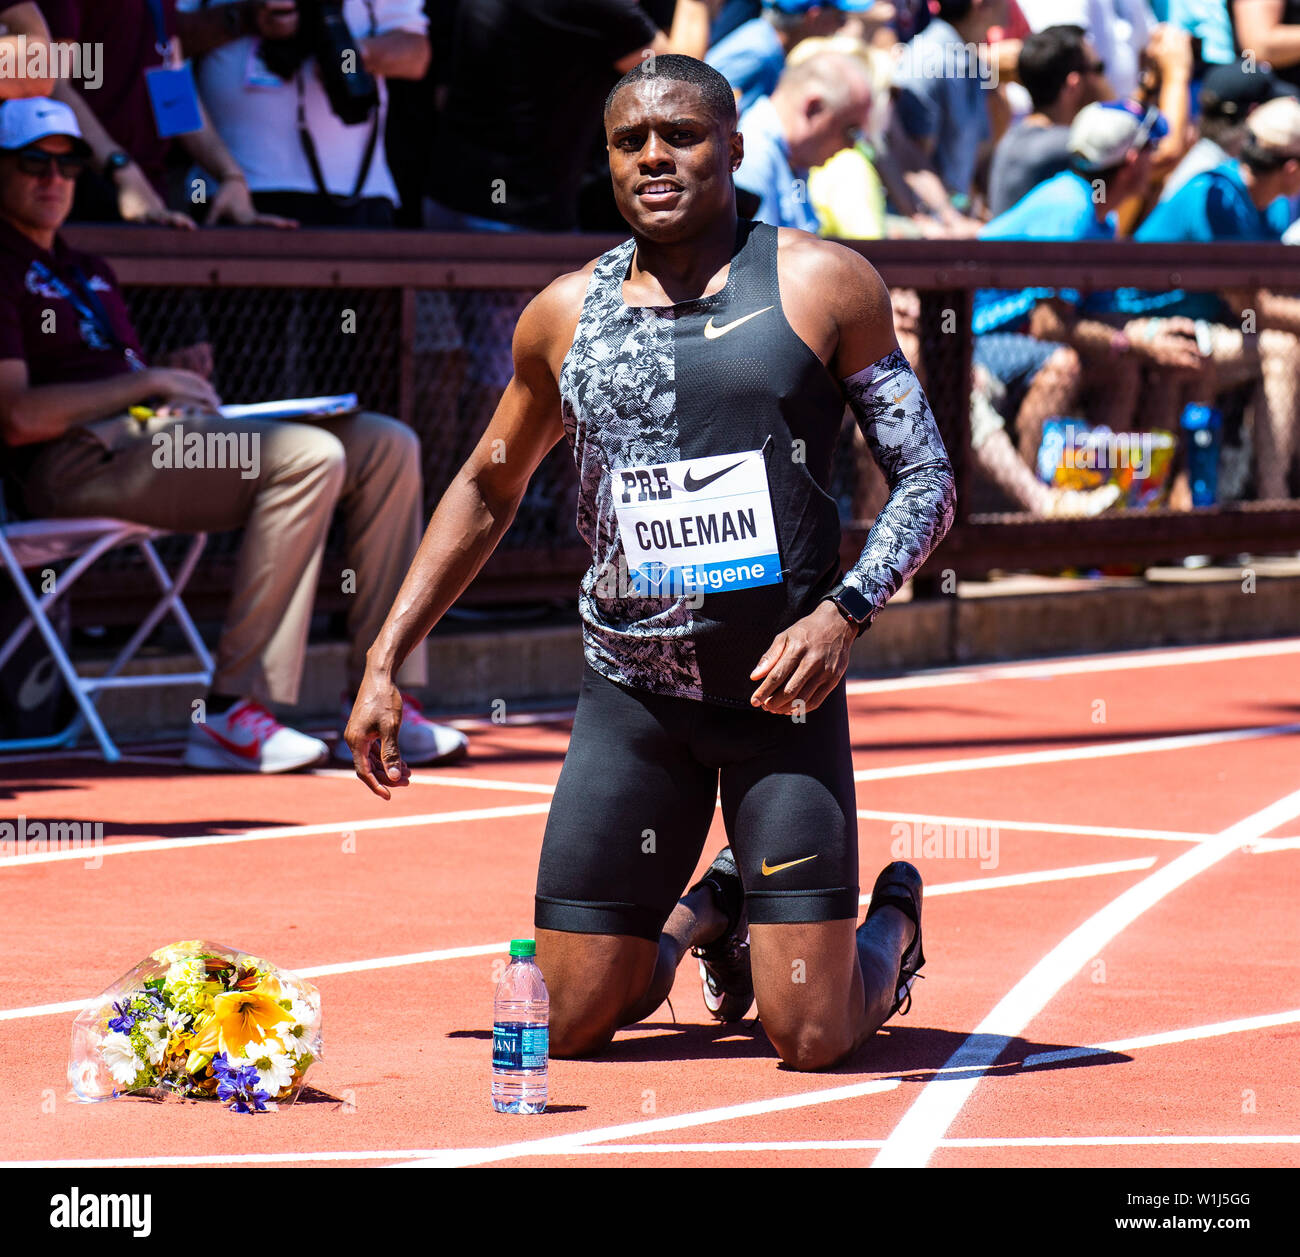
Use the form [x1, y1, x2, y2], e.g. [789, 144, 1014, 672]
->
[774, 227, 898, 375]
[514, 258, 601, 381]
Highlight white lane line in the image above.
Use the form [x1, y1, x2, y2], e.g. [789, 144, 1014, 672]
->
[871, 784, 1300, 1169]
[0, 941, 512, 1022]
[0, 861, 1156, 1021]
[308, 767, 557, 794]
[854, 722, 1300, 782]
[8, 1131, 1297, 1169]
[857, 809, 1213, 844]
[419, 1134, 1300, 1156]
[844, 638, 1300, 696]
[859, 858, 1158, 906]
[1249, 835, 1300, 853]
[397, 1079, 902, 1169]
[1021, 1009, 1300, 1069]
[0, 802, 550, 868]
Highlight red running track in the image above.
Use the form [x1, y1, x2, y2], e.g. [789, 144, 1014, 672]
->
[0, 638, 1297, 1168]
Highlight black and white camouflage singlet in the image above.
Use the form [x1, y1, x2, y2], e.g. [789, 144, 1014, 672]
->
[558, 219, 954, 707]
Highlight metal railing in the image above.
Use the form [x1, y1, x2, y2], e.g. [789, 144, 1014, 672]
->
[54, 227, 1300, 620]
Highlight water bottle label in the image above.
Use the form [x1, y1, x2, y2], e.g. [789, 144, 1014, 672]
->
[493, 1022, 548, 1070]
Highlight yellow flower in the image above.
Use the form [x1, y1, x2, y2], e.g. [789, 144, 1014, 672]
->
[185, 988, 292, 1060]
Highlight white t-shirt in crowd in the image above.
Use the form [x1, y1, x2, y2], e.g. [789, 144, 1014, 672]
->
[1016, 0, 1155, 99]
[176, 0, 427, 204]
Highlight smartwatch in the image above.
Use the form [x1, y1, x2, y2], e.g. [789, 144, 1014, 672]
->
[103, 151, 131, 179]
[821, 582, 874, 636]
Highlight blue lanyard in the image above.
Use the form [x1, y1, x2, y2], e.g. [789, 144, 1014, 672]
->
[29, 260, 143, 368]
[143, 0, 168, 54]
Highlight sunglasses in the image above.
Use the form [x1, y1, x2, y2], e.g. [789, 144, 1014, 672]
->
[14, 148, 87, 180]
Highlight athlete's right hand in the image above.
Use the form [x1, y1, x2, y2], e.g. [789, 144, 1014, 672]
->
[345, 668, 411, 800]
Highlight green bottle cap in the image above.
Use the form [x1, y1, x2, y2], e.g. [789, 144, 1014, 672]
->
[509, 939, 536, 958]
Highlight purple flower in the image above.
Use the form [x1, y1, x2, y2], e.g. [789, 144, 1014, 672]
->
[107, 999, 136, 1034]
[210, 1051, 272, 1114]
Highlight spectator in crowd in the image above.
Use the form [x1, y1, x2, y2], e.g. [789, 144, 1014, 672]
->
[425, 0, 714, 233]
[0, 97, 468, 772]
[712, 0, 762, 44]
[0, 4, 54, 98]
[785, 34, 887, 237]
[1017, 0, 1156, 98]
[1136, 94, 1300, 498]
[1231, 0, 1300, 94]
[891, 0, 1008, 215]
[971, 102, 1198, 512]
[988, 25, 1108, 217]
[174, 0, 430, 227]
[38, 0, 291, 229]
[734, 49, 873, 230]
[1168, 0, 1239, 71]
[706, 1, 863, 115]
[1158, 60, 1283, 203]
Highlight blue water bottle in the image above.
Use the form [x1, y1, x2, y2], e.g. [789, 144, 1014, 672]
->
[1180, 404, 1223, 507]
[492, 939, 549, 1114]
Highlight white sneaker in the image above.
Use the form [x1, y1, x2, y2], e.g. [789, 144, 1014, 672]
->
[333, 691, 468, 767]
[184, 699, 328, 773]
[1045, 483, 1123, 519]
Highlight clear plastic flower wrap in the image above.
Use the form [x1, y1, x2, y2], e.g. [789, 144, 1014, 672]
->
[67, 940, 323, 1113]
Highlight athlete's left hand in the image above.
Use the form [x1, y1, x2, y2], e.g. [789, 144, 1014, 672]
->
[749, 602, 858, 716]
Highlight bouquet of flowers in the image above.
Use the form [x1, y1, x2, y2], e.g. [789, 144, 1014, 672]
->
[68, 940, 323, 1113]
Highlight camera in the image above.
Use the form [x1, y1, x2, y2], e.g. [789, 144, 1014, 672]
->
[258, 0, 379, 126]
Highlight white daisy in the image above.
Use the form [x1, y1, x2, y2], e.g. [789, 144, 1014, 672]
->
[243, 1047, 296, 1096]
[138, 1019, 169, 1066]
[100, 1031, 143, 1087]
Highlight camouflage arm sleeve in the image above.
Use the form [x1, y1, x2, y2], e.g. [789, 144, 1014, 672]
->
[838, 348, 957, 627]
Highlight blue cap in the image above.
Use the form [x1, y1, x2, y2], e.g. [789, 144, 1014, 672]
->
[771, 1, 875, 13]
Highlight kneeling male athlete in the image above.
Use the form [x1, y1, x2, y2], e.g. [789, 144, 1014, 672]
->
[347, 55, 956, 1070]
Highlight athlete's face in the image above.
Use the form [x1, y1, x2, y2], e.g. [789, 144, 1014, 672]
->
[605, 80, 741, 241]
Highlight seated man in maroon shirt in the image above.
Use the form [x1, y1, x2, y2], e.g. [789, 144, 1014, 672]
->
[0, 98, 467, 773]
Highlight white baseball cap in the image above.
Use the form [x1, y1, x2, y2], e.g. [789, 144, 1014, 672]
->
[1069, 100, 1168, 173]
[0, 97, 91, 155]
[1245, 95, 1300, 159]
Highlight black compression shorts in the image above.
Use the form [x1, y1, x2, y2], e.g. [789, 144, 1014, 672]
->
[535, 663, 860, 942]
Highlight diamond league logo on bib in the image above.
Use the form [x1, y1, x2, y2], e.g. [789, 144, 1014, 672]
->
[612, 449, 783, 597]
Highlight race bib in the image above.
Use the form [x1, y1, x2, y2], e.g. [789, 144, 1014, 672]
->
[612, 448, 783, 597]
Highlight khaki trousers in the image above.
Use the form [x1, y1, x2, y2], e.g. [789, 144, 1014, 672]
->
[18, 409, 428, 706]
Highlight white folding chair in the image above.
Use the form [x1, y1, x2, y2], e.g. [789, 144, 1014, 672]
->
[0, 508, 214, 764]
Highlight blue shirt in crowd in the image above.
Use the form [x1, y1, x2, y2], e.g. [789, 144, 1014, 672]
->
[736, 95, 821, 233]
[1137, 161, 1284, 244]
[706, 16, 784, 116]
[1094, 161, 1287, 322]
[972, 171, 1108, 333]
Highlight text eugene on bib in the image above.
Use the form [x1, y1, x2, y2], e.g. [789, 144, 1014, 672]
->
[612, 448, 783, 597]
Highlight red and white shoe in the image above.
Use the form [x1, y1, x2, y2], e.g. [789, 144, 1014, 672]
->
[333, 691, 468, 767]
[183, 699, 328, 773]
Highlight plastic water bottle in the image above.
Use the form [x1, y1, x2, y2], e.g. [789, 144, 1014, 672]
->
[492, 939, 549, 1114]
[1180, 404, 1223, 507]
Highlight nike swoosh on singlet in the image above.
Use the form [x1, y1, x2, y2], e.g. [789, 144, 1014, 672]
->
[702, 305, 774, 340]
[682, 460, 743, 492]
[760, 854, 819, 876]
